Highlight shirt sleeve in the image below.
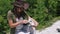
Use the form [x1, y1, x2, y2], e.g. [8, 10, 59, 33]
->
[7, 10, 12, 20]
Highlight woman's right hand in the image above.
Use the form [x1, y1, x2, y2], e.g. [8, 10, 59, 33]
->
[19, 20, 28, 24]
[23, 20, 28, 24]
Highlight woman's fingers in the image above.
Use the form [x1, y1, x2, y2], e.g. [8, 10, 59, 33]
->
[22, 20, 28, 24]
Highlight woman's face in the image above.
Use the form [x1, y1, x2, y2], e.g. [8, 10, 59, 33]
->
[16, 7, 24, 13]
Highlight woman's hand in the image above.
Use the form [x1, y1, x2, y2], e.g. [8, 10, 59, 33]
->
[22, 20, 28, 24]
[19, 20, 28, 24]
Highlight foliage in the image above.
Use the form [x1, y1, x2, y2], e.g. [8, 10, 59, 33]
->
[0, 0, 60, 34]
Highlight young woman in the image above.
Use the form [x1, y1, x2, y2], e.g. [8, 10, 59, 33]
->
[7, 1, 38, 34]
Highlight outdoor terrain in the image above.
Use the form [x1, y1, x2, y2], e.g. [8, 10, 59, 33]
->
[0, 0, 60, 34]
[36, 20, 60, 34]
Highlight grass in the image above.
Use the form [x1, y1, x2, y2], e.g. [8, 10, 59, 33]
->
[36, 16, 60, 30]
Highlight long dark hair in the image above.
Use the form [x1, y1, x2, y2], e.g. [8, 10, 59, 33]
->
[12, 6, 28, 20]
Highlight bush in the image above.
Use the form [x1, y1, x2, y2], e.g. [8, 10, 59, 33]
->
[0, 0, 60, 34]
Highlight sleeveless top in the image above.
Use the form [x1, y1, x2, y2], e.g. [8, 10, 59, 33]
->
[7, 10, 25, 34]
[7, 10, 34, 34]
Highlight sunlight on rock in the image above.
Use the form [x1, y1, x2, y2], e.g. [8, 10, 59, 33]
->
[36, 20, 60, 34]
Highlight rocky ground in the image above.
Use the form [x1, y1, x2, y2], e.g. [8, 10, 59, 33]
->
[36, 20, 60, 34]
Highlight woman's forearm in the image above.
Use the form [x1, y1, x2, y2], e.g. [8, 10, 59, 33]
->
[8, 20, 22, 28]
[9, 20, 28, 28]
[10, 21, 21, 28]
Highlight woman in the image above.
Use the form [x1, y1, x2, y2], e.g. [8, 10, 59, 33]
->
[7, 1, 38, 34]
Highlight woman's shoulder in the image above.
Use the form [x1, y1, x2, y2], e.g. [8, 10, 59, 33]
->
[7, 10, 15, 20]
[8, 10, 12, 14]
[7, 10, 13, 15]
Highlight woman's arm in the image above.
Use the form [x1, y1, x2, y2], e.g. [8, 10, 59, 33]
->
[7, 10, 28, 28]
[8, 19, 22, 28]
[7, 11, 22, 28]
[8, 19, 28, 28]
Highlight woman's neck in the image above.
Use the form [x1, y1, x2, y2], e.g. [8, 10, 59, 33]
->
[15, 11, 24, 18]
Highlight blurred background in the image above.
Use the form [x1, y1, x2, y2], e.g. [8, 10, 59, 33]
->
[0, 0, 60, 34]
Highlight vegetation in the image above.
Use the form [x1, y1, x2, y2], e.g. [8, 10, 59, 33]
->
[0, 0, 60, 34]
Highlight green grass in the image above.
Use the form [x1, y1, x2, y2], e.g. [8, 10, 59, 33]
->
[36, 16, 60, 30]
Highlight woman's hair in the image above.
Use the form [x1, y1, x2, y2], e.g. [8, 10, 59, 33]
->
[12, 6, 28, 20]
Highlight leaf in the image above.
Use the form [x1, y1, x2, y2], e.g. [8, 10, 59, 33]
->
[0, 15, 4, 22]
